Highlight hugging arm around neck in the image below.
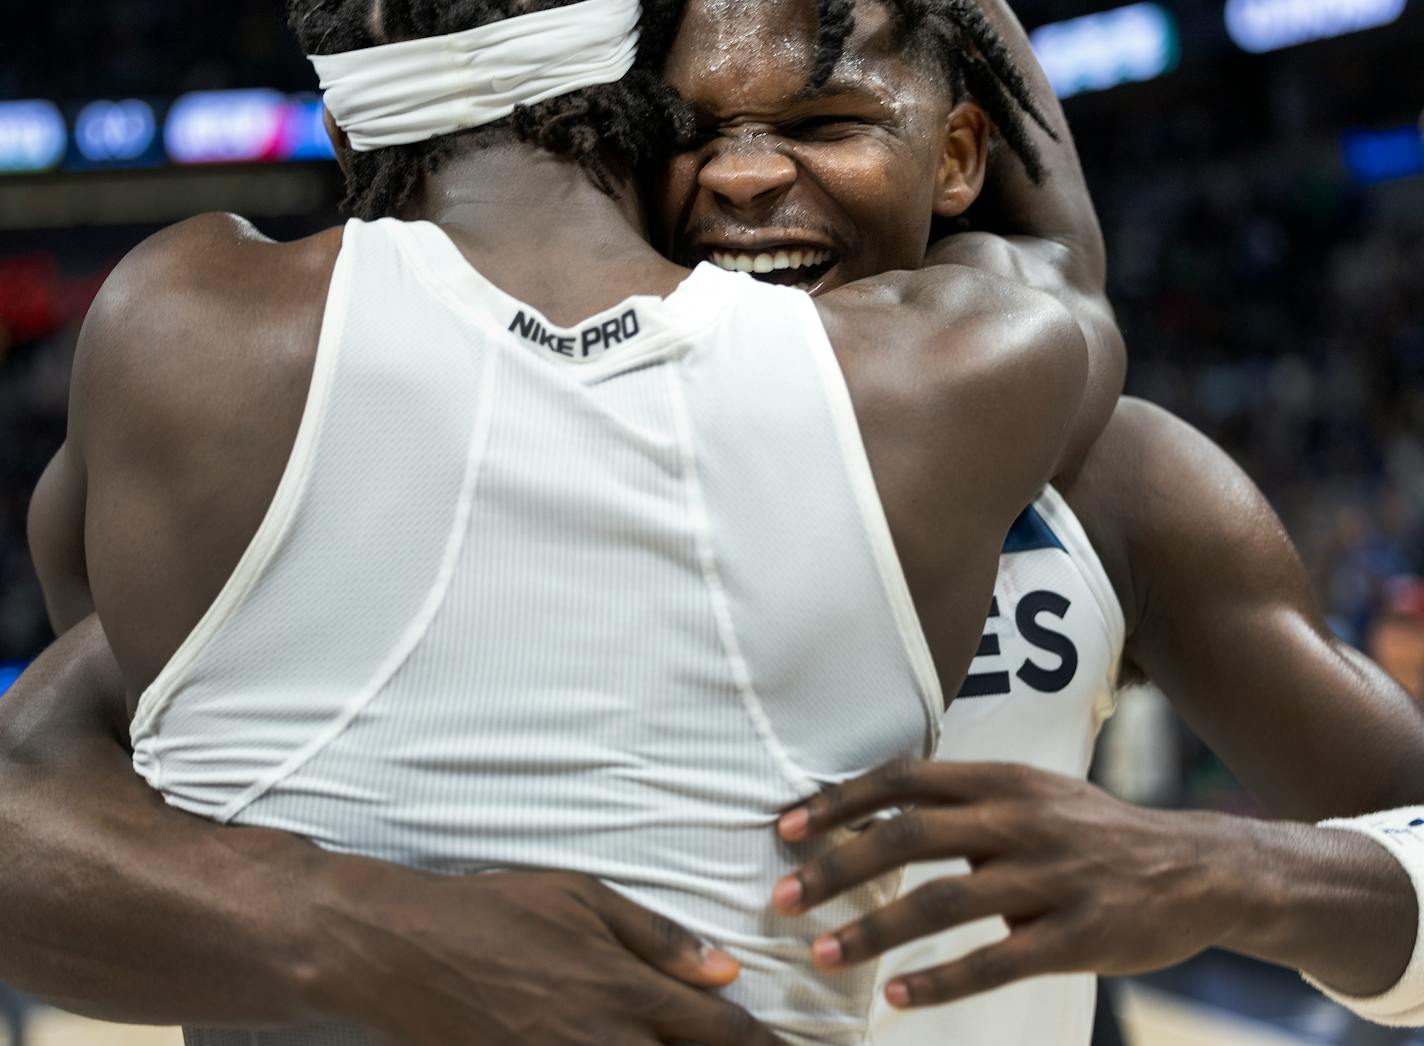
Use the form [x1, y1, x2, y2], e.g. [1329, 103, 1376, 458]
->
[929, 0, 1124, 478]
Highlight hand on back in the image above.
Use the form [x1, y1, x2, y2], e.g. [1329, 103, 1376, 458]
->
[769, 759, 1241, 1007]
[323, 866, 787, 1045]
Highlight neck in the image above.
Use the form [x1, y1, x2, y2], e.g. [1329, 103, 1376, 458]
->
[411, 141, 686, 327]
[419, 143, 651, 253]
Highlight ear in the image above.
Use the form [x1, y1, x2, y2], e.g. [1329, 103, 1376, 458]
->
[932, 101, 989, 219]
[323, 106, 353, 177]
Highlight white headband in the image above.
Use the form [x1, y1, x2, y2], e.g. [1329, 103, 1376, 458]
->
[310, 0, 643, 152]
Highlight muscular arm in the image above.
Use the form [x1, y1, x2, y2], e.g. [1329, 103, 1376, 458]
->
[1113, 398, 1424, 994]
[5, 236, 333, 1020]
[1117, 400, 1424, 818]
[0, 618, 337, 1024]
[775, 399, 1424, 1007]
[0, 621, 768, 1041]
[928, 0, 1123, 472]
[819, 267, 1089, 689]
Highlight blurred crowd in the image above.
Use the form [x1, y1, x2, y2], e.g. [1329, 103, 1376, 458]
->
[1110, 167, 1424, 654]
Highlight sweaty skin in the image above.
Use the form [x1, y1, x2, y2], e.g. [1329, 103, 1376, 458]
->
[658, 0, 1424, 1012]
[2, 0, 1121, 1039]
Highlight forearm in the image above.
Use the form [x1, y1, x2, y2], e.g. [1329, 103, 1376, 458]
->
[1205, 814, 1415, 996]
[0, 619, 347, 1026]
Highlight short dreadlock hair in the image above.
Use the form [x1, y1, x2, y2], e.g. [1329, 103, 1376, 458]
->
[810, 0, 1056, 182]
[289, 0, 695, 219]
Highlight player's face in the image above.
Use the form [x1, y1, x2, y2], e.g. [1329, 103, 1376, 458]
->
[655, 0, 987, 293]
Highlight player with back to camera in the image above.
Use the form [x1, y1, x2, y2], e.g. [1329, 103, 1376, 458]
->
[2, 0, 1118, 1044]
[5, 0, 1424, 1043]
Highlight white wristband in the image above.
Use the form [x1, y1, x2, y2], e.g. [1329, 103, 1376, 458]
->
[1305, 807, 1424, 1026]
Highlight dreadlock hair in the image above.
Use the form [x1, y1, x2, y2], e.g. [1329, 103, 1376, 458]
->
[809, 0, 1056, 183]
[289, 0, 696, 220]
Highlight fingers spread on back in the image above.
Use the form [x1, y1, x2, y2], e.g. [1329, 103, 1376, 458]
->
[780, 761, 1040, 842]
[819, 870, 1048, 966]
[779, 809, 1001, 914]
[885, 919, 1073, 1008]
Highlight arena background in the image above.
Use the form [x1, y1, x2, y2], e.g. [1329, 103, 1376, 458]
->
[1, 0, 1422, 1042]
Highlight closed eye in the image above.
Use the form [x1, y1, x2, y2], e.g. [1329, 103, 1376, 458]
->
[688, 114, 723, 148]
[785, 115, 874, 139]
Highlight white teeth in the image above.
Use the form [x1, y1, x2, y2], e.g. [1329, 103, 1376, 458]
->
[708, 248, 834, 275]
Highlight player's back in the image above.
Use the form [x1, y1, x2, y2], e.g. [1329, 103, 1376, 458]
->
[73, 212, 693, 698]
[126, 217, 945, 1045]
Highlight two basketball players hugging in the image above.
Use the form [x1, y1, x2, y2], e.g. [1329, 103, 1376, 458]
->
[2, 0, 1423, 1043]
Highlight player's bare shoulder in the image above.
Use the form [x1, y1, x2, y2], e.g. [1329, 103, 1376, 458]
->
[76, 213, 341, 378]
[816, 263, 1087, 471]
[72, 214, 344, 457]
[817, 262, 1082, 358]
[70, 216, 348, 690]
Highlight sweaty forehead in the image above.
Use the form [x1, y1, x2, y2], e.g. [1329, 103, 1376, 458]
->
[663, 0, 911, 115]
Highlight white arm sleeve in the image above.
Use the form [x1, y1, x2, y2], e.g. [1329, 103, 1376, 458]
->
[1305, 808, 1424, 1026]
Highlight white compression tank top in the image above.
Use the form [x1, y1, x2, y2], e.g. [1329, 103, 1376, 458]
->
[870, 487, 1125, 1046]
[130, 218, 944, 1046]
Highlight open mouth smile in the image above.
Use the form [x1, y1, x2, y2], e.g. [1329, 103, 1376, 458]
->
[706, 246, 839, 292]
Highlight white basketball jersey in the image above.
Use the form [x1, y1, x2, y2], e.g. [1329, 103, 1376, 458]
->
[130, 218, 944, 1046]
[870, 487, 1125, 1046]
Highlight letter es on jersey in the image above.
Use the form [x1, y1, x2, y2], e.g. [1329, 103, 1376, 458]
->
[956, 592, 1079, 703]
